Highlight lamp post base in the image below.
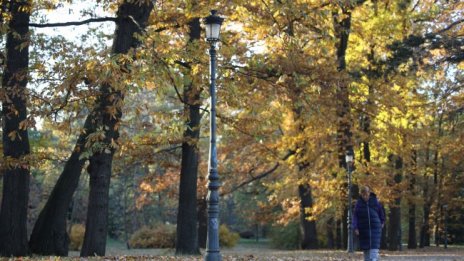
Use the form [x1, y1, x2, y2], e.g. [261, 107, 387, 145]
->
[205, 251, 222, 261]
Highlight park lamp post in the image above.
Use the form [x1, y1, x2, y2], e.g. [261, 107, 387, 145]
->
[346, 148, 354, 253]
[203, 10, 224, 261]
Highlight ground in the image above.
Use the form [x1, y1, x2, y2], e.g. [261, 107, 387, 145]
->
[62, 239, 464, 260]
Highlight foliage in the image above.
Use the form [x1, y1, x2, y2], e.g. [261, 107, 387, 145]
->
[128, 224, 176, 249]
[0, 0, 463, 255]
[69, 224, 85, 251]
[219, 225, 240, 248]
[269, 222, 300, 250]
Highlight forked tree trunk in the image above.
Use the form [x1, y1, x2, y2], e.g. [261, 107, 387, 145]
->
[29, 113, 97, 255]
[176, 17, 202, 256]
[30, 1, 154, 256]
[0, 1, 31, 256]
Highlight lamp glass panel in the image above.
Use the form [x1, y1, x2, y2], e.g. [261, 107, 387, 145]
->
[206, 23, 221, 40]
[345, 155, 353, 163]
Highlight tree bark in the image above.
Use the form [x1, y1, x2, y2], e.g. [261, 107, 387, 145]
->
[408, 151, 417, 249]
[0, 1, 31, 256]
[388, 155, 402, 251]
[333, 6, 354, 251]
[197, 197, 208, 248]
[176, 18, 202, 256]
[335, 219, 342, 249]
[29, 113, 97, 255]
[80, 1, 154, 256]
[326, 218, 335, 248]
[298, 184, 318, 249]
[381, 221, 388, 249]
[420, 144, 431, 247]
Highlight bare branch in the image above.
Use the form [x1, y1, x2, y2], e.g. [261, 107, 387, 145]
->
[29, 17, 117, 28]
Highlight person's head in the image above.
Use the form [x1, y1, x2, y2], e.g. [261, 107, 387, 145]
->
[360, 186, 370, 202]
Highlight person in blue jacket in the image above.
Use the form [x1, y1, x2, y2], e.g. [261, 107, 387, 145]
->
[353, 186, 385, 261]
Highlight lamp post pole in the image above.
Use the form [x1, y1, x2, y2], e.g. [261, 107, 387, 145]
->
[346, 149, 354, 253]
[204, 10, 224, 261]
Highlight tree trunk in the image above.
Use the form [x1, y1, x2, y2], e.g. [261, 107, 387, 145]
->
[420, 144, 431, 247]
[29, 113, 96, 255]
[420, 204, 431, 247]
[175, 18, 202, 256]
[0, 1, 31, 256]
[336, 219, 342, 249]
[80, 2, 154, 256]
[388, 156, 403, 251]
[381, 221, 388, 249]
[80, 152, 113, 256]
[333, 6, 354, 252]
[326, 218, 335, 248]
[408, 151, 417, 249]
[197, 197, 208, 248]
[30, 1, 154, 255]
[388, 201, 401, 250]
[407, 200, 416, 248]
[298, 184, 318, 249]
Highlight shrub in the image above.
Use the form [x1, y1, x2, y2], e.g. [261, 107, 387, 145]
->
[129, 224, 176, 248]
[219, 224, 239, 248]
[270, 221, 300, 249]
[69, 223, 85, 251]
[239, 230, 255, 239]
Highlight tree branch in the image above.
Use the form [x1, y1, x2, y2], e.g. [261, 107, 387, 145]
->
[29, 17, 117, 28]
[221, 151, 294, 196]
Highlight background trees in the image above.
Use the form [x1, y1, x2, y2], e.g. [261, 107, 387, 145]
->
[0, 0, 462, 257]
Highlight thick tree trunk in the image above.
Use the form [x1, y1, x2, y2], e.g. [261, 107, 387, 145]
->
[175, 17, 202, 256]
[0, 1, 31, 256]
[80, 152, 113, 256]
[298, 184, 318, 249]
[198, 197, 208, 248]
[80, 2, 154, 256]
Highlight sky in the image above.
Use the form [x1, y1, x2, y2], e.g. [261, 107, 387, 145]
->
[30, 1, 115, 130]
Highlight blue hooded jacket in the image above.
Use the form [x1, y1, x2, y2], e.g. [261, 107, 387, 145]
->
[353, 192, 385, 250]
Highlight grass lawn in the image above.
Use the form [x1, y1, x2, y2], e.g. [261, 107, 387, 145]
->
[62, 238, 464, 260]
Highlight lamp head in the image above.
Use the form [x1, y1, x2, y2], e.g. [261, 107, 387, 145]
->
[345, 148, 354, 164]
[204, 10, 224, 42]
